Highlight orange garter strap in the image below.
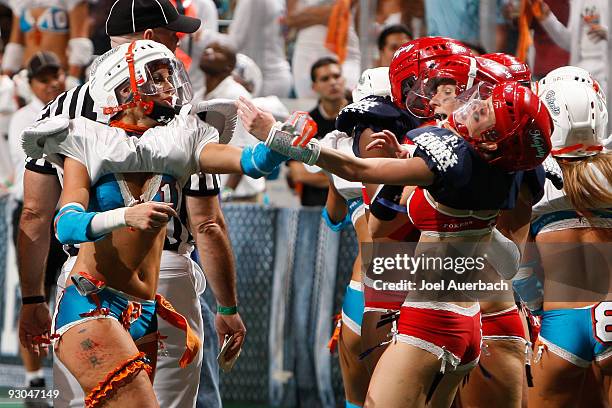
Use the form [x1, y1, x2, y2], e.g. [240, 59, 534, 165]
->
[155, 293, 201, 367]
[327, 313, 342, 354]
[84, 352, 152, 408]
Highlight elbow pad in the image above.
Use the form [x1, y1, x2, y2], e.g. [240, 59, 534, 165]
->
[54, 203, 97, 244]
[370, 184, 406, 221]
[240, 142, 287, 179]
[67, 37, 94, 67]
[321, 207, 351, 232]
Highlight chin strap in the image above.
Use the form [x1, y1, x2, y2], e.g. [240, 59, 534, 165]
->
[109, 120, 149, 134]
[102, 41, 154, 116]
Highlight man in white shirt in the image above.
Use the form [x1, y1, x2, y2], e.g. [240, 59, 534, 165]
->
[177, 0, 220, 96]
[228, 0, 292, 97]
[532, 0, 609, 92]
[197, 40, 266, 202]
[7, 51, 66, 405]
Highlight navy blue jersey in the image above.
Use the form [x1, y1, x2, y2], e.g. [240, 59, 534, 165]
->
[335, 95, 421, 157]
[407, 126, 520, 210]
[503, 165, 546, 209]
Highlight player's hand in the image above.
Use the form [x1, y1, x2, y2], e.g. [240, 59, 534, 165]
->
[125, 202, 177, 231]
[587, 24, 608, 42]
[366, 130, 403, 158]
[236, 96, 276, 141]
[214, 312, 246, 361]
[19, 303, 52, 357]
[528, 0, 551, 21]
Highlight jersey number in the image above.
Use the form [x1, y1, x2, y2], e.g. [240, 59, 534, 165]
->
[159, 183, 173, 203]
[593, 302, 612, 345]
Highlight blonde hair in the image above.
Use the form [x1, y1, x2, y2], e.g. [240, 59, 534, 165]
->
[559, 152, 612, 215]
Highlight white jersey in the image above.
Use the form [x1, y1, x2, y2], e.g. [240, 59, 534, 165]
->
[22, 112, 219, 188]
[228, 0, 292, 97]
[531, 162, 612, 234]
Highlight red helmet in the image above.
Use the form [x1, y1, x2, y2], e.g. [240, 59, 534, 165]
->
[449, 81, 552, 171]
[389, 36, 473, 109]
[482, 53, 531, 86]
[409, 55, 514, 117]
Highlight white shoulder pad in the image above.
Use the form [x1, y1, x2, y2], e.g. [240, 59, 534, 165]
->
[22, 116, 73, 162]
[139, 116, 220, 185]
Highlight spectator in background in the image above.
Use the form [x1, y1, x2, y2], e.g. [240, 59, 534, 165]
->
[424, 0, 507, 52]
[177, 0, 220, 96]
[2, 0, 93, 89]
[286, 0, 361, 98]
[233, 53, 264, 97]
[531, 0, 608, 91]
[377, 24, 412, 67]
[530, 0, 570, 79]
[400, 0, 426, 38]
[287, 57, 348, 206]
[228, 0, 292, 97]
[198, 40, 266, 202]
[7, 51, 66, 403]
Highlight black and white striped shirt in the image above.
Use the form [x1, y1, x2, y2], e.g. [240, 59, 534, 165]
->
[29, 81, 221, 251]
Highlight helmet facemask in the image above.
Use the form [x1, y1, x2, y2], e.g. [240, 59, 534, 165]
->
[105, 42, 193, 125]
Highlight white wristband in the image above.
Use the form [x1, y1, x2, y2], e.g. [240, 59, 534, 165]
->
[89, 207, 128, 237]
[68, 37, 94, 67]
[1, 43, 24, 73]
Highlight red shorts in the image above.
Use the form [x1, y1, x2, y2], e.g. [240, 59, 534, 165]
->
[397, 302, 481, 371]
[363, 278, 405, 312]
[482, 306, 525, 341]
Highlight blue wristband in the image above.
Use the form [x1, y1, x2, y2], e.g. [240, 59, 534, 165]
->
[240, 142, 287, 179]
[321, 207, 351, 232]
[54, 204, 98, 244]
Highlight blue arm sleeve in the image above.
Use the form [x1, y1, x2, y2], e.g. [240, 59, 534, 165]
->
[321, 207, 351, 232]
[54, 204, 98, 244]
[240, 142, 287, 179]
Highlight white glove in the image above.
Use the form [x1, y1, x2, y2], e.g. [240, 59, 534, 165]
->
[191, 99, 238, 144]
[21, 117, 70, 159]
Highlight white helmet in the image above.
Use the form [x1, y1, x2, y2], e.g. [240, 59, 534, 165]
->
[536, 65, 606, 105]
[352, 67, 391, 102]
[233, 54, 263, 97]
[89, 40, 192, 116]
[541, 79, 607, 157]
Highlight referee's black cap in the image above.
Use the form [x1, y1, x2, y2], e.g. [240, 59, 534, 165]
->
[106, 0, 201, 36]
[27, 51, 61, 80]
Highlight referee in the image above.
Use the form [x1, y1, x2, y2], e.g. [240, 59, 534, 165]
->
[17, 1, 243, 407]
